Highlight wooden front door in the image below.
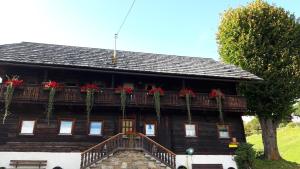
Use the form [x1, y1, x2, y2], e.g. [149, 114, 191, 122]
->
[121, 119, 135, 133]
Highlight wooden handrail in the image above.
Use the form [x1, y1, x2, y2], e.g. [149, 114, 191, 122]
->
[81, 133, 123, 154]
[137, 133, 176, 156]
[0, 84, 244, 97]
[0, 84, 247, 112]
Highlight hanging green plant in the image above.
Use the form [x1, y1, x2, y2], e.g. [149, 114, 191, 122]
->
[43, 81, 60, 125]
[2, 75, 23, 124]
[115, 86, 133, 119]
[179, 88, 196, 124]
[81, 84, 100, 124]
[209, 89, 225, 123]
[148, 87, 164, 123]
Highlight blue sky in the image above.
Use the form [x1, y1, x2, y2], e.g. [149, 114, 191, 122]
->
[0, 0, 299, 60]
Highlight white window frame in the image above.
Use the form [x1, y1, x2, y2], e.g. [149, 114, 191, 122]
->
[185, 124, 197, 137]
[145, 123, 156, 136]
[89, 121, 103, 136]
[59, 120, 74, 135]
[20, 120, 35, 135]
[218, 125, 230, 139]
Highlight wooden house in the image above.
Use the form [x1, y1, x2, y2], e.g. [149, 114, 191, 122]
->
[0, 42, 261, 169]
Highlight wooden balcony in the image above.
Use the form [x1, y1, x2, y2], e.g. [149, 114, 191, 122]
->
[0, 85, 247, 112]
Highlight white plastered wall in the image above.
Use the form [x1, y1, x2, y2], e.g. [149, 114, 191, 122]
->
[0, 152, 81, 169]
[0, 152, 237, 169]
[176, 155, 237, 169]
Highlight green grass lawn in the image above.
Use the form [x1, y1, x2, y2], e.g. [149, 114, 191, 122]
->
[253, 159, 300, 169]
[247, 124, 300, 169]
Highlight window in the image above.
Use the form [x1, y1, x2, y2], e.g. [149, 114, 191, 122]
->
[20, 120, 35, 134]
[59, 120, 74, 135]
[185, 124, 196, 137]
[89, 121, 102, 135]
[218, 125, 230, 139]
[145, 123, 155, 136]
[0, 76, 2, 83]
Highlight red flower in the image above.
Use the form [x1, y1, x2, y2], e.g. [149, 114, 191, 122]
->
[209, 89, 224, 99]
[179, 88, 196, 97]
[125, 130, 135, 135]
[115, 86, 133, 94]
[81, 84, 100, 92]
[123, 87, 133, 94]
[5, 79, 23, 87]
[148, 87, 164, 95]
[44, 81, 60, 89]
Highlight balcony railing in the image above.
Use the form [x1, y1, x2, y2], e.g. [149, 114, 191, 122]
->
[0, 84, 247, 111]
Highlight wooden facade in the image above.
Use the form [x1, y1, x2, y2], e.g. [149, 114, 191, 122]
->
[0, 63, 246, 155]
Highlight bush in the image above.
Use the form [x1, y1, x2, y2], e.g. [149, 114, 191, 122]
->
[286, 122, 298, 128]
[255, 150, 264, 159]
[234, 143, 255, 169]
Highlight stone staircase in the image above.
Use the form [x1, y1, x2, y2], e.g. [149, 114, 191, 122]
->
[88, 150, 171, 169]
[81, 133, 176, 169]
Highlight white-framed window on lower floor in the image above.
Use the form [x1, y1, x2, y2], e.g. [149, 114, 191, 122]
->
[59, 120, 74, 135]
[20, 120, 36, 135]
[145, 123, 156, 136]
[89, 121, 103, 136]
[217, 124, 230, 139]
[185, 124, 197, 137]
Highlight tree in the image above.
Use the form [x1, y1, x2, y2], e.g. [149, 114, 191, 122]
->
[244, 117, 261, 136]
[294, 101, 300, 116]
[217, 0, 300, 160]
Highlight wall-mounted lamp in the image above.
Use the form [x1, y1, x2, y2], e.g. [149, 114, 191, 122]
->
[186, 147, 194, 155]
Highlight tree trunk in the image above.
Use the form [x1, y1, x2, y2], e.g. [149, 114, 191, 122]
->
[258, 117, 281, 160]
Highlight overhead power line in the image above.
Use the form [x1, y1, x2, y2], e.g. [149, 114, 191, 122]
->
[116, 0, 136, 35]
[113, 0, 137, 63]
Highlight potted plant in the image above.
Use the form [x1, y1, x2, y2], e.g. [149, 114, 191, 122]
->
[148, 87, 164, 123]
[2, 75, 23, 124]
[179, 88, 196, 124]
[115, 86, 133, 119]
[43, 81, 61, 125]
[81, 84, 100, 124]
[209, 89, 225, 123]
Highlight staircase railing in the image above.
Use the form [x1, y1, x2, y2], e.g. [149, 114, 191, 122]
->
[137, 133, 176, 169]
[80, 133, 176, 169]
[80, 133, 123, 169]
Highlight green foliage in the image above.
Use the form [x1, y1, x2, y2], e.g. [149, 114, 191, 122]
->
[85, 90, 95, 124]
[153, 92, 161, 123]
[247, 123, 300, 163]
[216, 95, 224, 123]
[217, 0, 300, 120]
[234, 143, 256, 169]
[2, 84, 14, 124]
[185, 94, 192, 124]
[294, 102, 300, 116]
[120, 91, 127, 119]
[244, 117, 261, 136]
[46, 88, 56, 125]
[286, 122, 300, 128]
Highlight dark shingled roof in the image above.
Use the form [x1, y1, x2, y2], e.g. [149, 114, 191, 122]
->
[0, 42, 261, 80]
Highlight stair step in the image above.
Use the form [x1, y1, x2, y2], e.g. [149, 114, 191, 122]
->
[89, 150, 170, 169]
